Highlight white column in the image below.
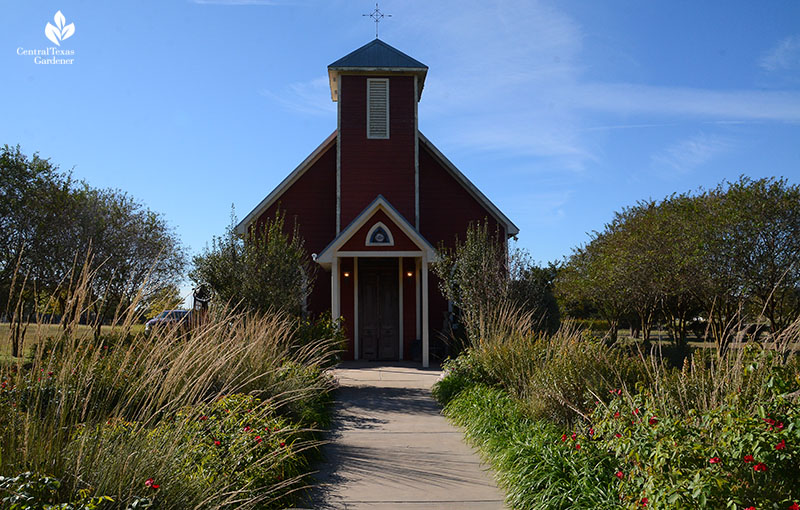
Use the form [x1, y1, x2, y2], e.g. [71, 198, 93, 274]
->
[422, 254, 430, 368]
[353, 257, 359, 360]
[415, 257, 421, 340]
[398, 257, 404, 360]
[331, 256, 340, 322]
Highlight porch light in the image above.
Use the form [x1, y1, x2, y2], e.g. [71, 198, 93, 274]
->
[343, 272, 351, 278]
[406, 271, 413, 277]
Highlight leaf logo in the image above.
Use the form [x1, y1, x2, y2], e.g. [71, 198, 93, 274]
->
[45, 11, 75, 46]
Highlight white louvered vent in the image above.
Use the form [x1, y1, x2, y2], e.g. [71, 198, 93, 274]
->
[367, 78, 389, 139]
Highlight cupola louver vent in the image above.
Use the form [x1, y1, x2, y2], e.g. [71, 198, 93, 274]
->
[367, 78, 389, 139]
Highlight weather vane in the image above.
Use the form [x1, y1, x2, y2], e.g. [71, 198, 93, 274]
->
[363, 3, 391, 39]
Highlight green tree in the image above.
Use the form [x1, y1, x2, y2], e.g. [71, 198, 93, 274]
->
[191, 209, 314, 316]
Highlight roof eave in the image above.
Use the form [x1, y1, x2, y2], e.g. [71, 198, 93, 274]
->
[327, 67, 428, 102]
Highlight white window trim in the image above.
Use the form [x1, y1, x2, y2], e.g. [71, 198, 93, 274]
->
[366, 78, 390, 139]
[365, 221, 395, 246]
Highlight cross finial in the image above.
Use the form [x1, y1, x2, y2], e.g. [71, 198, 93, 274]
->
[363, 3, 391, 39]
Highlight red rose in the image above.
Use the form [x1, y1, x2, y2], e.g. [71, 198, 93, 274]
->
[614, 411, 620, 419]
[615, 433, 622, 438]
[144, 478, 159, 489]
[709, 457, 720, 464]
[575, 444, 581, 450]
[199, 415, 208, 421]
[753, 462, 768, 472]
[641, 497, 648, 507]
[214, 440, 221, 446]
[561, 434, 567, 442]
[280, 441, 286, 447]
[633, 408, 640, 415]
[571, 433, 577, 440]
[789, 503, 799, 510]
[775, 439, 786, 451]
[744, 507, 754, 510]
[777, 422, 785, 430]
[615, 471, 624, 479]
[589, 428, 595, 436]
[648, 416, 658, 425]
[743, 454, 754, 463]
[255, 436, 262, 443]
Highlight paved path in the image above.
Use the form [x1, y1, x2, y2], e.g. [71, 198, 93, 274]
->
[309, 362, 505, 509]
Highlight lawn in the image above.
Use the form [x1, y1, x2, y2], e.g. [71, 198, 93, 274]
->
[0, 322, 144, 363]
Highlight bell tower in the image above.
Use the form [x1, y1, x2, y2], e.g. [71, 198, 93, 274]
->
[327, 40, 428, 232]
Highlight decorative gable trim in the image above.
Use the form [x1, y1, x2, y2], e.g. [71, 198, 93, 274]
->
[365, 221, 394, 246]
[315, 195, 437, 268]
[235, 131, 337, 234]
[418, 132, 520, 236]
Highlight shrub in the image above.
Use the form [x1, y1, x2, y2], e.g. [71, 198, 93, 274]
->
[591, 388, 800, 509]
[443, 385, 619, 509]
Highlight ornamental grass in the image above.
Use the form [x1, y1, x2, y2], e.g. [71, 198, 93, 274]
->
[0, 263, 339, 509]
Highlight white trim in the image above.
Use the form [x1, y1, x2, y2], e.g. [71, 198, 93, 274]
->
[398, 257, 404, 361]
[337, 250, 422, 258]
[236, 132, 337, 234]
[315, 195, 437, 268]
[353, 256, 359, 361]
[366, 78, 390, 140]
[336, 78, 342, 234]
[414, 75, 420, 229]
[415, 257, 421, 341]
[365, 221, 395, 246]
[418, 132, 520, 237]
[422, 254, 429, 368]
[331, 257, 340, 322]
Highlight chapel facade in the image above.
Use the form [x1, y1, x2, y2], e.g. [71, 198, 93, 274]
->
[236, 39, 518, 367]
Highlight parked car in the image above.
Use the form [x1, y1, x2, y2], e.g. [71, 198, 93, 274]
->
[145, 309, 191, 334]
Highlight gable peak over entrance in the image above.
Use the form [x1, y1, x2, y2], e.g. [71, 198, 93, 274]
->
[327, 39, 428, 102]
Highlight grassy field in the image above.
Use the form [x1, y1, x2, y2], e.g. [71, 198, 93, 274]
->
[0, 322, 144, 363]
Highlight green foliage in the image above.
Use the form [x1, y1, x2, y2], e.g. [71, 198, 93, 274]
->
[191, 208, 314, 316]
[556, 176, 800, 343]
[442, 385, 619, 510]
[432, 349, 494, 405]
[0, 472, 116, 509]
[591, 387, 800, 509]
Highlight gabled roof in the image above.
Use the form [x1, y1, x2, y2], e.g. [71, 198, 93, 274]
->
[419, 132, 520, 237]
[315, 195, 437, 268]
[329, 39, 427, 69]
[235, 131, 336, 235]
[327, 39, 428, 102]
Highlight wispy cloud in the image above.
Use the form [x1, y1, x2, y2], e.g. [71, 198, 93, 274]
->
[572, 83, 800, 122]
[651, 133, 733, 175]
[759, 35, 800, 72]
[191, 0, 292, 5]
[260, 76, 335, 116]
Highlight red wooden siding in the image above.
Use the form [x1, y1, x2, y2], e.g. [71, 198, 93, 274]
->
[253, 144, 337, 317]
[339, 209, 421, 252]
[418, 144, 505, 249]
[339, 75, 417, 227]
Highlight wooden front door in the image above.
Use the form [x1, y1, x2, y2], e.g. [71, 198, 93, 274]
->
[359, 259, 399, 361]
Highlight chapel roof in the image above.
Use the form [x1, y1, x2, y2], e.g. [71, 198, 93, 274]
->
[327, 39, 428, 101]
[328, 39, 427, 69]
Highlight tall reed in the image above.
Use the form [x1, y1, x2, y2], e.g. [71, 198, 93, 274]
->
[1, 262, 338, 508]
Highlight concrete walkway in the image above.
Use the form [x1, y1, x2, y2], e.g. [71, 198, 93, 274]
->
[310, 362, 505, 509]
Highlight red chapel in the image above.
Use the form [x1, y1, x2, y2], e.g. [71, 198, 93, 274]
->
[236, 39, 518, 367]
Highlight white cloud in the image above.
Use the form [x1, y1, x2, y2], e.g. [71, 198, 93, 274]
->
[260, 76, 335, 116]
[759, 35, 800, 72]
[651, 133, 732, 175]
[191, 0, 290, 4]
[572, 83, 800, 122]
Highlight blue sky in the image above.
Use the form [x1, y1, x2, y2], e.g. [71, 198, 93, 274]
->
[2, 1, 800, 299]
